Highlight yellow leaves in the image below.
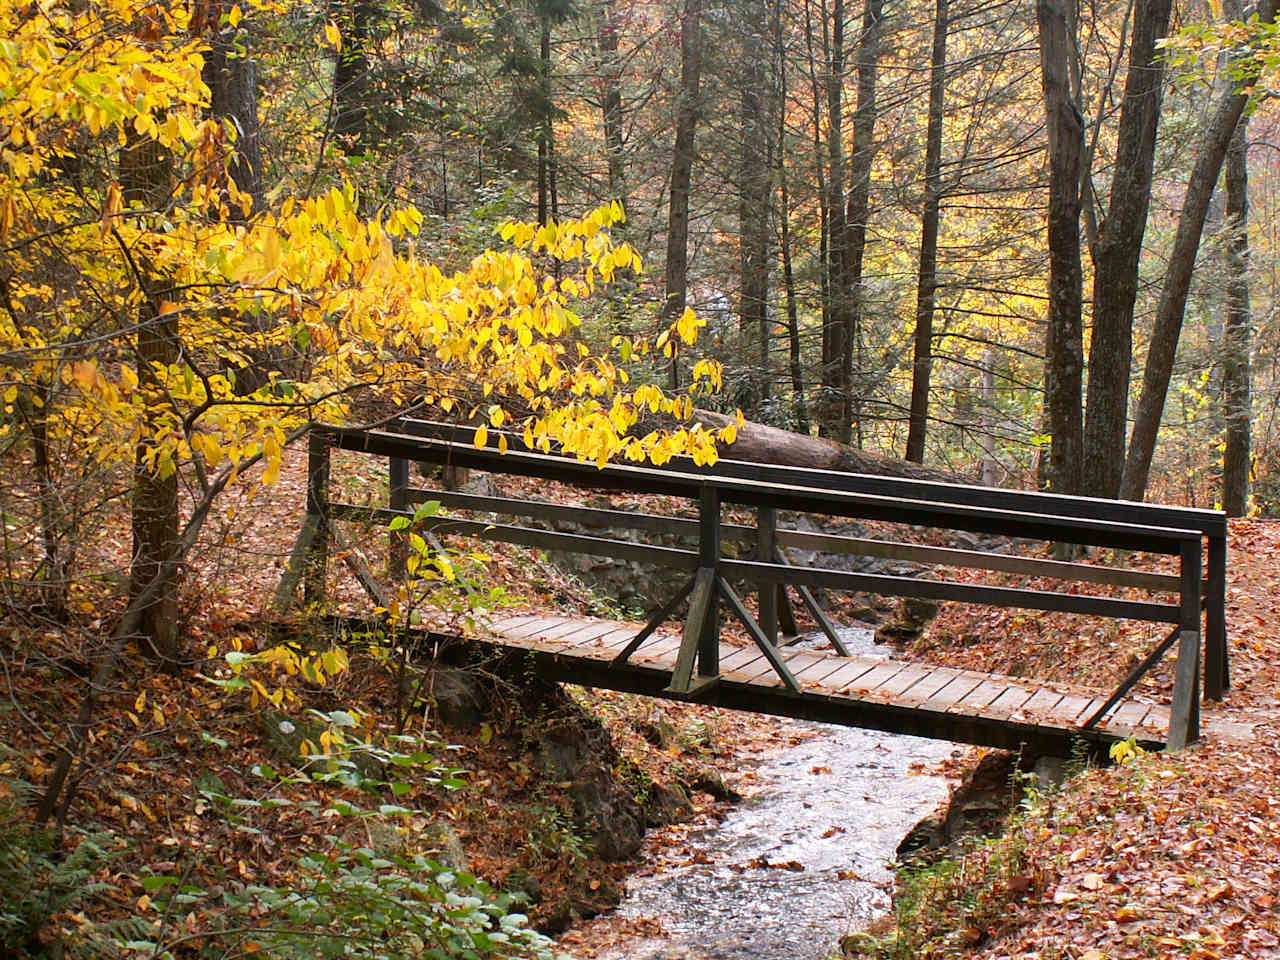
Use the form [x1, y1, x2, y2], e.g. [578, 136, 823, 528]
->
[321, 21, 342, 50]
[473, 425, 488, 449]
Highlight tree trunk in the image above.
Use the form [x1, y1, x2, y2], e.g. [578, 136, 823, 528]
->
[1082, 0, 1172, 498]
[598, 4, 627, 210]
[538, 15, 552, 225]
[332, 0, 372, 157]
[1222, 114, 1251, 516]
[683, 410, 959, 481]
[906, 0, 948, 464]
[202, 0, 265, 218]
[843, 0, 884, 447]
[663, 0, 705, 390]
[777, 44, 809, 434]
[1036, 0, 1085, 496]
[821, 0, 850, 439]
[738, 0, 772, 406]
[1119, 0, 1279, 501]
[121, 132, 180, 664]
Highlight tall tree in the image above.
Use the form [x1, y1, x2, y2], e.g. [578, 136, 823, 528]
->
[843, 0, 884, 446]
[820, 0, 849, 438]
[738, 0, 774, 405]
[1081, 0, 1172, 498]
[663, 0, 705, 389]
[1119, 0, 1279, 501]
[597, 1, 628, 210]
[201, 0, 264, 217]
[905, 0, 948, 463]
[1222, 111, 1251, 516]
[1035, 0, 1085, 495]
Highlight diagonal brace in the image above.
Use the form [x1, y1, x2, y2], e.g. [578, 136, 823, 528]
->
[613, 575, 696, 666]
[1081, 625, 1180, 730]
[717, 576, 801, 694]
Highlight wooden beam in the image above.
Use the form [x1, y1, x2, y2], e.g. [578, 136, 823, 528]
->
[667, 567, 716, 695]
[721, 557, 1181, 624]
[717, 576, 800, 693]
[273, 514, 320, 611]
[612, 576, 695, 666]
[304, 433, 330, 607]
[774, 529, 1186, 593]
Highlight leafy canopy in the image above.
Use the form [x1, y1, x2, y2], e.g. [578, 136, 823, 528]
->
[0, 0, 734, 495]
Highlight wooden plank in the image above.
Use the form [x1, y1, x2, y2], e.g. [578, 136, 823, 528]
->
[885, 668, 961, 709]
[790, 654, 855, 687]
[485, 613, 544, 636]
[1013, 687, 1067, 724]
[948, 679, 1013, 716]
[554, 621, 627, 654]
[835, 661, 911, 697]
[814, 657, 884, 693]
[983, 684, 1038, 718]
[719, 646, 768, 675]
[523, 618, 590, 642]
[921, 674, 987, 711]
[865, 662, 938, 700]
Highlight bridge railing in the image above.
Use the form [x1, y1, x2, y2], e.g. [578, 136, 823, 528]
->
[282, 417, 1226, 749]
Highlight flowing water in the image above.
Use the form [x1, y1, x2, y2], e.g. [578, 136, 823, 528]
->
[585, 630, 956, 960]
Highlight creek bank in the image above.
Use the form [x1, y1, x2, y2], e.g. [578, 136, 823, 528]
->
[416, 652, 737, 934]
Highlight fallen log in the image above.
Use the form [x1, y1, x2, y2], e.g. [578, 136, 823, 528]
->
[684, 410, 961, 483]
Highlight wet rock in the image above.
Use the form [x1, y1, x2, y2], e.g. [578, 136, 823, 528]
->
[569, 775, 645, 860]
[875, 596, 940, 646]
[643, 781, 693, 827]
[424, 667, 491, 730]
[686, 767, 740, 802]
[421, 820, 469, 871]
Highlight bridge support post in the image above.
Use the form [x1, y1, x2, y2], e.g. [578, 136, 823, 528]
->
[1167, 539, 1202, 750]
[303, 431, 331, 608]
[389, 457, 409, 581]
[758, 507, 778, 645]
[1204, 533, 1228, 700]
[666, 486, 721, 696]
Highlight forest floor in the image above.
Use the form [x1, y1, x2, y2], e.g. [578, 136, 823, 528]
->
[4, 441, 1280, 960]
[836, 517, 1280, 960]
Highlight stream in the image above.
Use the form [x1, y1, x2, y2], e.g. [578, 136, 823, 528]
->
[583, 629, 956, 960]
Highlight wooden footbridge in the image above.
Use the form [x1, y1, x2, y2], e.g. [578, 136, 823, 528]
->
[277, 416, 1230, 755]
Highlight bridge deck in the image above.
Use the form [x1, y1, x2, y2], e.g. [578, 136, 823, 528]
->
[473, 611, 1180, 754]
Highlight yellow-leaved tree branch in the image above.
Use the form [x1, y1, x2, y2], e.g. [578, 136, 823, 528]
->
[0, 0, 734, 822]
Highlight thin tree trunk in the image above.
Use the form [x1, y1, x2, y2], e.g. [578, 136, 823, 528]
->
[906, 0, 948, 464]
[821, 0, 850, 439]
[598, 4, 627, 210]
[803, 0, 830, 385]
[1222, 115, 1251, 515]
[1082, 0, 1172, 498]
[1119, 0, 1279, 501]
[202, 0, 264, 218]
[1036, 0, 1085, 496]
[738, 0, 772, 406]
[121, 130, 180, 664]
[333, 0, 371, 157]
[663, 0, 705, 390]
[538, 15, 552, 225]
[777, 42, 809, 433]
[844, 0, 884, 447]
